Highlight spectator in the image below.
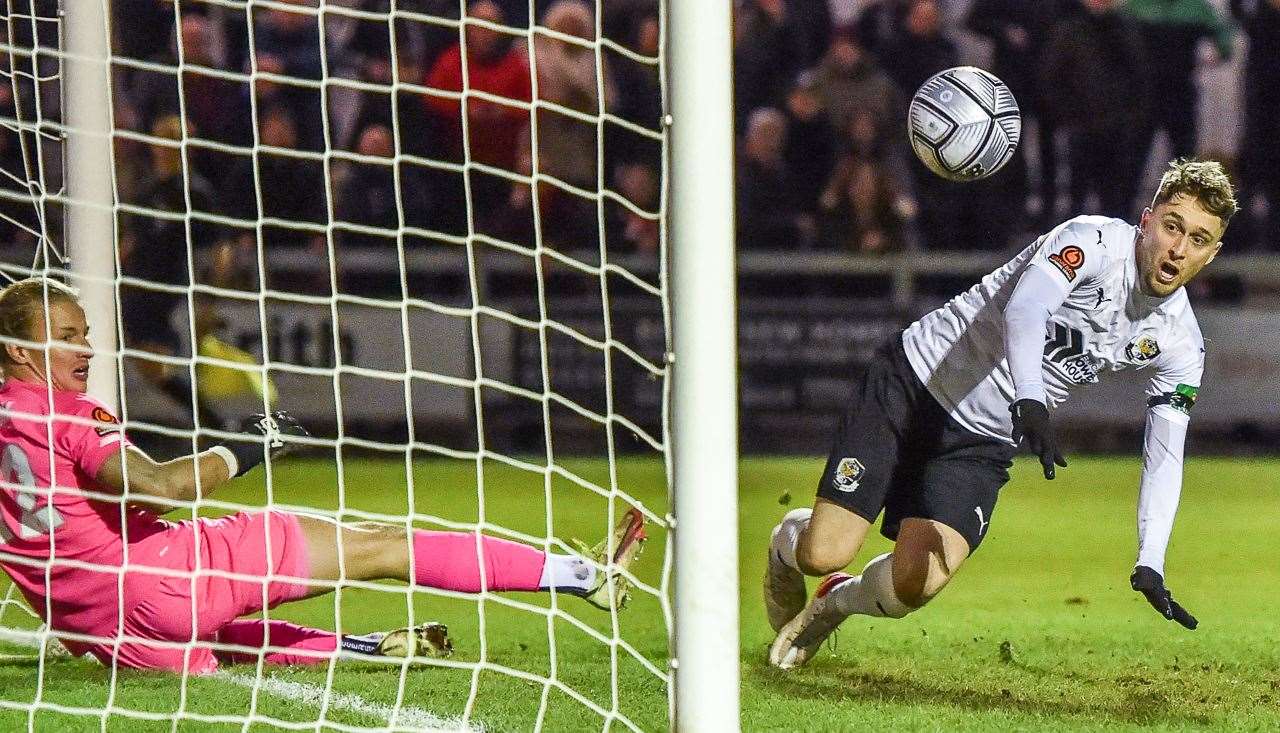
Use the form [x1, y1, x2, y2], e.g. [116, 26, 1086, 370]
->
[0, 84, 38, 251]
[356, 57, 453, 244]
[965, 0, 1077, 226]
[177, 15, 245, 149]
[527, 0, 615, 191]
[505, 0, 615, 250]
[1125, 0, 1234, 163]
[736, 108, 806, 250]
[839, 110, 919, 231]
[335, 123, 432, 249]
[877, 0, 957, 96]
[251, 1, 325, 151]
[424, 0, 531, 173]
[811, 27, 901, 137]
[877, 0, 961, 250]
[853, 0, 911, 59]
[607, 12, 663, 170]
[424, 0, 531, 236]
[1040, 0, 1150, 219]
[818, 157, 909, 253]
[844, 109, 916, 205]
[118, 115, 225, 428]
[787, 0, 835, 69]
[734, 0, 805, 128]
[219, 105, 327, 270]
[128, 14, 248, 184]
[1232, 0, 1280, 251]
[337, 1, 456, 160]
[783, 72, 838, 220]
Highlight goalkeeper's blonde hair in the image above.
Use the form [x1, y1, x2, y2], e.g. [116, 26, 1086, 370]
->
[0, 278, 81, 369]
[1152, 159, 1239, 229]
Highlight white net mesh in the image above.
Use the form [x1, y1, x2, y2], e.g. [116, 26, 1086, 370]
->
[0, 0, 63, 276]
[0, 0, 671, 729]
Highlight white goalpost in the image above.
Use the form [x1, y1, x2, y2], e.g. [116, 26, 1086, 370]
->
[0, 0, 737, 730]
[62, 0, 118, 411]
[668, 0, 739, 729]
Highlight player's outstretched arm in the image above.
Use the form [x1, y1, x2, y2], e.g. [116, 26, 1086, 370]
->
[94, 411, 309, 511]
[1132, 401, 1196, 630]
[95, 445, 234, 512]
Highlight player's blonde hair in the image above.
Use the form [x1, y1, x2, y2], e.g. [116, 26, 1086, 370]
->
[1152, 159, 1239, 229]
[0, 278, 81, 369]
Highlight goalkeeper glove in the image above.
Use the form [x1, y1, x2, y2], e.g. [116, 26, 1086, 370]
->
[1131, 565, 1198, 630]
[1009, 398, 1067, 480]
[218, 411, 309, 478]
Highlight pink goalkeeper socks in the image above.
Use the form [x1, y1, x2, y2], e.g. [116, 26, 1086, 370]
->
[411, 529, 546, 593]
[215, 620, 337, 665]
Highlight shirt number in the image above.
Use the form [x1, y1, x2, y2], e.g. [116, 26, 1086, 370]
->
[0, 443, 64, 543]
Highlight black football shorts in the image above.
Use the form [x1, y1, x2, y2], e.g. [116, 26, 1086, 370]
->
[815, 332, 1015, 553]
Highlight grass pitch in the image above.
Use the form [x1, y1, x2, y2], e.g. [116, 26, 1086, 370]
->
[1, 455, 1278, 731]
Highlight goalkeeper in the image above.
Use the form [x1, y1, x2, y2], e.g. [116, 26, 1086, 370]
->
[765, 160, 1236, 669]
[0, 278, 646, 674]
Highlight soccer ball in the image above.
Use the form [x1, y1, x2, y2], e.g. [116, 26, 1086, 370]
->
[908, 66, 1020, 182]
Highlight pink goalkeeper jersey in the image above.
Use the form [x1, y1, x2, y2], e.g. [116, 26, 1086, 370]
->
[0, 378, 166, 650]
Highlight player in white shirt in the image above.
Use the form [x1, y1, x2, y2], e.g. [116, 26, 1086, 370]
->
[765, 160, 1238, 669]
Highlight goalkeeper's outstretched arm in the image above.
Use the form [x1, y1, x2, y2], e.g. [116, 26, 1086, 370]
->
[94, 411, 308, 511]
[95, 445, 233, 511]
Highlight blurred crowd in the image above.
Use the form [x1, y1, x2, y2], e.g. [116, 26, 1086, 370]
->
[0, 0, 663, 428]
[96, 0, 664, 294]
[4, 0, 1273, 439]
[2, 0, 1279, 282]
[735, 0, 1280, 254]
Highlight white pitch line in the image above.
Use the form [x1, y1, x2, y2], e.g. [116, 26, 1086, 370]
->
[0, 624, 482, 731]
[217, 672, 483, 732]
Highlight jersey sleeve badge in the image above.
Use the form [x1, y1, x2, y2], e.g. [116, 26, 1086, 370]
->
[1047, 244, 1086, 282]
[90, 405, 120, 436]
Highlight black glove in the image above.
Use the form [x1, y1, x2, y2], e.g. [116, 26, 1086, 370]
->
[1009, 398, 1067, 479]
[221, 411, 309, 477]
[1131, 565, 1198, 630]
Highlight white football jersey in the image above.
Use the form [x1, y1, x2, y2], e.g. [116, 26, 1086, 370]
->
[902, 215, 1204, 443]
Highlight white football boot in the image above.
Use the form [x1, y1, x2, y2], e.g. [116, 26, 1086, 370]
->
[768, 572, 852, 670]
[763, 545, 807, 632]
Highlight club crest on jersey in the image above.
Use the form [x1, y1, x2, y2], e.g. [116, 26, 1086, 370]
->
[833, 457, 865, 493]
[1048, 245, 1085, 282]
[1125, 336, 1161, 363]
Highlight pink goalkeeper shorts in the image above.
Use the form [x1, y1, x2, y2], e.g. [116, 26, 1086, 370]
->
[83, 511, 313, 674]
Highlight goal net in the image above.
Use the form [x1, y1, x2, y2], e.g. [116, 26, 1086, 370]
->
[0, 0, 736, 729]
